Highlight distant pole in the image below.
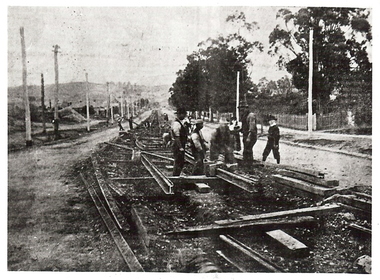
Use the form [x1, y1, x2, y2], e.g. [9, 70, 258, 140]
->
[41, 73, 46, 134]
[53, 44, 60, 138]
[110, 103, 114, 124]
[85, 73, 90, 132]
[308, 27, 314, 137]
[236, 71, 240, 122]
[121, 90, 125, 117]
[20, 27, 32, 146]
[131, 96, 135, 116]
[106, 82, 110, 125]
[126, 93, 130, 118]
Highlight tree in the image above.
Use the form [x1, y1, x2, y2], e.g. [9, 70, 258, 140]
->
[277, 75, 293, 96]
[269, 7, 372, 115]
[169, 12, 263, 114]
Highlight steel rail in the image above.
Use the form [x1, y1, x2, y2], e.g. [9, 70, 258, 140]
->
[111, 175, 221, 185]
[184, 150, 195, 165]
[135, 139, 164, 151]
[104, 141, 134, 150]
[140, 153, 174, 194]
[220, 234, 284, 272]
[91, 154, 130, 230]
[215, 168, 258, 193]
[141, 150, 174, 162]
[80, 173, 144, 272]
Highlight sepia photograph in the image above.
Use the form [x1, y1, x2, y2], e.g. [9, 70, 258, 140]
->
[5, 1, 376, 277]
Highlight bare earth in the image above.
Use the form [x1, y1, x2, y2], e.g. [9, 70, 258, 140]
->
[7, 118, 372, 272]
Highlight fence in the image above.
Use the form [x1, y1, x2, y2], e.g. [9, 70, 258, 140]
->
[273, 114, 311, 130]
[316, 111, 347, 130]
[198, 110, 349, 131]
[273, 112, 348, 131]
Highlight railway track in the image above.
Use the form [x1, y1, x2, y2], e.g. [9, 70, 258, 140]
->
[79, 110, 371, 273]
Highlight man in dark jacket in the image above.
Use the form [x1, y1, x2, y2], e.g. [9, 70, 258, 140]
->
[171, 107, 188, 176]
[262, 115, 280, 164]
[240, 103, 258, 165]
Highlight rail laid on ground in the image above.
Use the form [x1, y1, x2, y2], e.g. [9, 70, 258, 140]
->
[91, 153, 130, 230]
[140, 153, 174, 194]
[80, 173, 144, 272]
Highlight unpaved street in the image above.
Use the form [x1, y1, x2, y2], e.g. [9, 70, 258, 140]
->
[8, 126, 127, 271]
[201, 125, 372, 188]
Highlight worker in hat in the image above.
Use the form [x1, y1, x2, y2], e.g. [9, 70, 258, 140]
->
[239, 103, 258, 165]
[189, 119, 208, 175]
[262, 115, 280, 164]
[116, 114, 124, 131]
[209, 119, 235, 164]
[171, 107, 188, 176]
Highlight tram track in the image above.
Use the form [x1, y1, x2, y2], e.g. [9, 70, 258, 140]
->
[80, 110, 371, 273]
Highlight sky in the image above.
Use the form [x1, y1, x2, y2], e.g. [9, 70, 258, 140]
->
[7, 2, 374, 89]
[6, 1, 372, 89]
[7, 5, 292, 88]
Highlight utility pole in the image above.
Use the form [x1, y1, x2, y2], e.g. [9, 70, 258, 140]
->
[110, 101, 114, 124]
[308, 27, 314, 137]
[53, 44, 60, 139]
[236, 71, 240, 122]
[106, 82, 110, 125]
[126, 92, 130, 119]
[85, 73, 90, 132]
[41, 73, 46, 134]
[20, 27, 32, 146]
[121, 90, 125, 117]
[131, 96, 135, 117]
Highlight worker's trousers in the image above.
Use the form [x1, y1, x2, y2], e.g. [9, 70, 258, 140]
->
[242, 132, 257, 164]
[173, 148, 185, 176]
[262, 140, 280, 164]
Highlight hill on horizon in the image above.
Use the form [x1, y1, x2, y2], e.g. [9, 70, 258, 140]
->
[8, 82, 171, 109]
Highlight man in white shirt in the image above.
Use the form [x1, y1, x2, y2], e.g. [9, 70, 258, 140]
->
[190, 119, 207, 175]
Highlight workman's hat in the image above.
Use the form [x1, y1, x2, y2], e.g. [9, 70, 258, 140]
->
[268, 115, 277, 121]
[174, 107, 187, 115]
[191, 119, 203, 125]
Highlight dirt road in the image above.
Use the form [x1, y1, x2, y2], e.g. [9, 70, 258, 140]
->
[201, 125, 372, 188]
[7, 125, 128, 271]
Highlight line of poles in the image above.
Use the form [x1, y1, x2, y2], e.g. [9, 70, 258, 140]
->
[19, 26, 144, 146]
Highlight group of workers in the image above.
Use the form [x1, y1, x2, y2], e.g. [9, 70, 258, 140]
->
[168, 103, 281, 177]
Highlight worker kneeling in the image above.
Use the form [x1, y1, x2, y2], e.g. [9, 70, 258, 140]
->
[190, 119, 208, 175]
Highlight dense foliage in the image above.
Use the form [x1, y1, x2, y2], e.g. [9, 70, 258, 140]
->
[169, 12, 263, 114]
[268, 7, 372, 124]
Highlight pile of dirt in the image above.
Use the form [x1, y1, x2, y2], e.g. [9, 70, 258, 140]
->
[59, 107, 86, 122]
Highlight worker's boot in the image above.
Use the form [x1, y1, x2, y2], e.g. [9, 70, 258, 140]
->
[276, 157, 280, 164]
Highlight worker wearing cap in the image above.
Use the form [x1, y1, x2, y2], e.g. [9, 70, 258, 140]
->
[171, 107, 188, 176]
[239, 103, 258, 165]
[190, 119, 207, 175]
[262, 115, 280, 164]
